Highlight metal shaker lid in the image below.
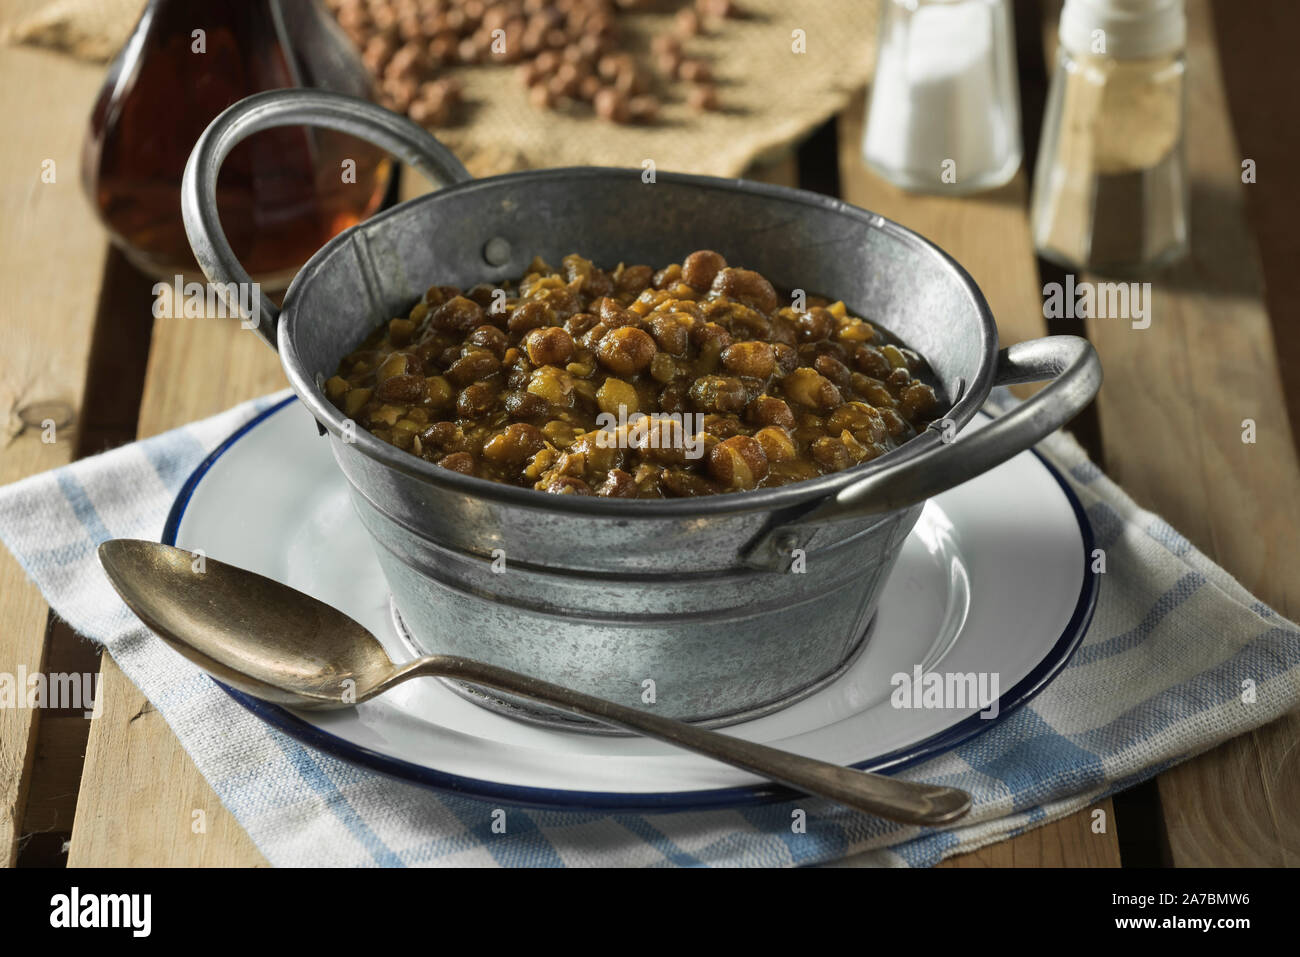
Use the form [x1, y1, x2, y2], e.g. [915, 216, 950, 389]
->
[1059, 0, 1187, 59]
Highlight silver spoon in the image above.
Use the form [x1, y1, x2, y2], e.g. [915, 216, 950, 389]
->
[98, 539, 972, 826]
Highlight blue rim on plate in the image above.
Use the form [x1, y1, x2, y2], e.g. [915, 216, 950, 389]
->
[162, 396, 1098, 813]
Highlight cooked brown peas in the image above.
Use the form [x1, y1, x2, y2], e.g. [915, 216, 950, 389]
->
[708, 435, 769, 490]
[597, 326, 657, 375]
[431, 295, 484, 332]
[327, 250, 944, 498]
[446, 350, 500, 387]
[747, 395, 795, 428]
[722, 340, 776, 378]
[467, 325, 509, 357]
[524, 326, 576, 366]
[782, 368, 842, 410]
[689, 375, 748, 414]
[438, 451, 476, 474]
[375, 373, 428, 404]
[797, 306, 835, 342]
[710, 268, 778, 315]
[482, 423, 547, 464]
[682, 249, 727, 290]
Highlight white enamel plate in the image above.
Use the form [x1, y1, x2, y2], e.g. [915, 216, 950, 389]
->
[164, 398, 1096, 811]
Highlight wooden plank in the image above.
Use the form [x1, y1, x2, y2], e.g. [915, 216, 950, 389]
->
[1075, 0, 1300, 867]
[70, 655, 267, 866]
[15, 246, 160, 866]
[69, 310, 282, 867]
[0, 42, 110, 866]
[936, 799, 1120, 867]
[1210, 1, 1300, 440]
[832, 91, 1121, 868]
[20, 715, 91, 836]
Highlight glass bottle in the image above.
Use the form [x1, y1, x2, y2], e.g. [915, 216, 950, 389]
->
[863, 0, 1021, 194]
[1031, 0, 1188, 273]
[82, 0, 392, 288]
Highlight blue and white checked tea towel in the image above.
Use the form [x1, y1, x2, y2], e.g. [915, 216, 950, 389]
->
[1, 389, 1297, 867]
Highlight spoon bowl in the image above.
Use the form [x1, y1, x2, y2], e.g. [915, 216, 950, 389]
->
[99, 538, 386, 706]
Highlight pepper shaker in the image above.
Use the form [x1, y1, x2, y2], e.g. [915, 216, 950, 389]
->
[1031, 0, 1189, 272]
[863, 0, 1022, 194]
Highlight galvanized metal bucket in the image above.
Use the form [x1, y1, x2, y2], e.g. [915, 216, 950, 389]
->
[182, 91, 1101, 730]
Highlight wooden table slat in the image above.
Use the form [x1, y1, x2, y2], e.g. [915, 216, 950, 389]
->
[1080, 0, 1300, 867]
[69, 304, 284, 866]
[834, 91, 1120, 868]
[0, 44, 110, 867]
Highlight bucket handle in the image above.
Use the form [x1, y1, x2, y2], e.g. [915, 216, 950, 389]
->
[181, 89, 473, 350]
[743, 335, 1102, 570]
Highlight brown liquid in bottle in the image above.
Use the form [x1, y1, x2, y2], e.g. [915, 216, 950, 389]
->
[82, 0, 391, 288]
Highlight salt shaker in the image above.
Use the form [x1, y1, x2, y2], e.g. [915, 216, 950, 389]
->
[863, 0, 1022, 194]
[1031, 0, 1189, 272]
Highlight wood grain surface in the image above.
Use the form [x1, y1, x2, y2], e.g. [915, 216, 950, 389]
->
[68, 302, 284, 866]
[834, 91, 1120, 868]
[1079, 0, 1300, 867]
[0, 40, 107, 866]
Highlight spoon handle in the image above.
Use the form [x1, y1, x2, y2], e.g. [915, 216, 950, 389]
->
[387, 655, 971, 826]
